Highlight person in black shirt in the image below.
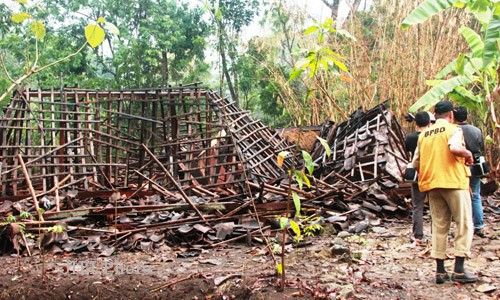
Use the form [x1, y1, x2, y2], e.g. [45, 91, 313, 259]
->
[405, 111, 433, 244]
[454, 106, 486, 237]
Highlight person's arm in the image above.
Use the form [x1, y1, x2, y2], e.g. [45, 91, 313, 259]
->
[448, 128, 474, 164]
[478, 128, 485, 154]
[411, 141, 420, 171]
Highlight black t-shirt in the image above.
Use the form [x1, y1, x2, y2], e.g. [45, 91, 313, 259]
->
[405, 132, 420, 159]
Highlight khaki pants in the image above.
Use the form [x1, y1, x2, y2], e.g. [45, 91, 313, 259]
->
[428, 188, 473, 259]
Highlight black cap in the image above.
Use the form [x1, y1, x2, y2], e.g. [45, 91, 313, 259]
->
[434, 100, 454, 114]
[414, 111, 431, 127]
[454, 106, 468, 122]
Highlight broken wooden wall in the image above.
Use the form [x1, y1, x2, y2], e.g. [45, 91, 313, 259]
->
[0, 86, 292, 200]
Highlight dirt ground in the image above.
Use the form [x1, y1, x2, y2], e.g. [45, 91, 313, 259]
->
[0, 214, 498, 300]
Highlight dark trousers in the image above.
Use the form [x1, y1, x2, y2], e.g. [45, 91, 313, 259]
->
[411, 183, 426, 239]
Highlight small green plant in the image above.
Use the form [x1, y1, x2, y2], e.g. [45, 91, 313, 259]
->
[303, 222, 323, 237]
[274, 136, 331, 289]
[6, 214, 17, 224]
[19, 211, 32, 220]
[47, 224, 65, 234]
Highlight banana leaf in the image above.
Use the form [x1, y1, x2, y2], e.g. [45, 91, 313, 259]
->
[482, 17, 500, 67]
[458, 26, 484, 57]
[409, 75, 473, 112]
[401, 0, 453, 29]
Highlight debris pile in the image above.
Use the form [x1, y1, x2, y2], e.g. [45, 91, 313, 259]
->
[0, 88, 410, 256]
[310, 102, 411, 214]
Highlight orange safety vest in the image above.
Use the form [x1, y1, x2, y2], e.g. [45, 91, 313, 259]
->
[417, 119, 470, 192]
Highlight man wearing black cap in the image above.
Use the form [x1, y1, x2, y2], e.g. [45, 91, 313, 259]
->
[405, 111, 433, 244]
[412, 100, 477, 284]
[454, 106, 486, 237]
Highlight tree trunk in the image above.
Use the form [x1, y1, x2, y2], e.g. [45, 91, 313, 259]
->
[217, 20, 239, 106]
[345, 0, 362, 21]
[161, 51, 169, 86]
[321, 0, 340, 20]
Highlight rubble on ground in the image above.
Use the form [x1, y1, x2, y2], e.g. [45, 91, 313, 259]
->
[0, 87, 412, 256]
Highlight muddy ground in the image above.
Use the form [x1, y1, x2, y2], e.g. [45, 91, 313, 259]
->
[0, 214, 498, 300]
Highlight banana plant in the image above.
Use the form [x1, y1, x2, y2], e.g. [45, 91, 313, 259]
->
[402, 0, 500, 128]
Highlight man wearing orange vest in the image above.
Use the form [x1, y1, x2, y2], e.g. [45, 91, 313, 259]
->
[412, 100, 477, 284]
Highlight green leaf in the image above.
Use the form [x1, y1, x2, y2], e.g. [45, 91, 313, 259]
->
[494, 2, 500, 16]
[482, 18, 500, 68]
[97, 16, 106, 24]
[84, 23, 105, 48]
[289, 68, 303, 81]
[302, 150, 314, 175]
[11, 12, 31, 24]
[317, 137, 331, 157]
[435, 58, 457, 79]
[30, 21, 46, 40]
[462, 57, 483, 77]
[214, 8, 223, 21]
[6, 214, 16, 223]
[458, 26, 484, 57]
[470, 0, 489, 13]
[301, 172, 311, 188]
[321, 17, 334, 30]
[276, 263, 283, 275]
[453, 86, 482, 103]
[472, 9, 492, 25]
[279, 217, 289, 230]
[452, 0, 466, 8]
[409, 75, 474, 112]
[289, 220, 301, 237]
[16, 0, 28, 4]
[48, 224, 65, 233]
[336, 29, 356, 40]
[425, 79, 444, 86]
[19, 211, 31, 219]
[303, 25, 319, 35]
[292, 192, 301, 216]
[455, 53, 465, 75]
[401, 0, 453, 29]
[294, 170, 304, 190]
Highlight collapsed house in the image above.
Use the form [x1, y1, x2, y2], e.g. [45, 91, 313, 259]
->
[310, 103, 411, 214]
[0, 87, 410, 255]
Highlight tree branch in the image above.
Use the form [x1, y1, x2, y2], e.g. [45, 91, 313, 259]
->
[0, 52, 15, 83]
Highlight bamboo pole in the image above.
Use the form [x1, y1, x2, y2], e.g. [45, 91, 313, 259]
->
[18, 154, 44, 221]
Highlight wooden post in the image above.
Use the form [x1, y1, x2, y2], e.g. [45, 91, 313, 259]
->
[142, 144, 206, 221]
[18, 154, 44, 221]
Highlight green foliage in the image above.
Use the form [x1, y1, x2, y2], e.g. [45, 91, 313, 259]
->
[482, 18, 500, 67]
[401, 0, 453, 29]
[409, 76, 473, 111]
[458, 26, 484, 56]
[317, 137, 331, 158]
[6, 214, 16, 223]
[290, 18, 350, 81]
[404, 0, 499, 122]
[19, 211, 32, 220]
[301, 150, 315, 175]
[47, 224, 65, 233]
[303, 223, 322, 237]
[279, 216, 289, 230]
[292, 192, 301, 217]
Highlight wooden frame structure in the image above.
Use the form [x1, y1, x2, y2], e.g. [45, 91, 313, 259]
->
[0, 86, 293, 199]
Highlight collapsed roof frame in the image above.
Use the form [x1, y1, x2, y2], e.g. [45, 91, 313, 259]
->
[0, 86, 293, 200]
